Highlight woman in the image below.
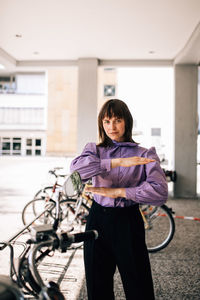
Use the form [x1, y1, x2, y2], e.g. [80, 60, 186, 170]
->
[70, 99, 168, 300]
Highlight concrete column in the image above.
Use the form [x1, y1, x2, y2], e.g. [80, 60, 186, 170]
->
[174, 65, 198, 198]
[77, 58, 98, 154]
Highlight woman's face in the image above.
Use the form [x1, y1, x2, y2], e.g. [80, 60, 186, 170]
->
[102, 116, 125, 142]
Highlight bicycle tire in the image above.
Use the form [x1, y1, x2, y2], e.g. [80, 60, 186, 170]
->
[32, 186, 67, 218]
[22, 198, 90, 234]
[34, 186, 55, 200]
[22, 198, 56, 227]
[58, 198, 90, 233]
[34, 186, 68, 202]
[143, 204, 175, 253]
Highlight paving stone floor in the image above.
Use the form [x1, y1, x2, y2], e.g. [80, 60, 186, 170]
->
[0, 157, 200, 299]
[78, 198, 200, 300]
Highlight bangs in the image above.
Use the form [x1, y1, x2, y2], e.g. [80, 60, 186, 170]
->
[101, 101, 124, 120]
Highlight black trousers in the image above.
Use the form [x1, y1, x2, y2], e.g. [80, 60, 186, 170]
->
[84, 201, 155, 300]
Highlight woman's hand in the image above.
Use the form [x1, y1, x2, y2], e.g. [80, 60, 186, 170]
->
[84, 186, 126, 199]
[111, 156, 155, 168]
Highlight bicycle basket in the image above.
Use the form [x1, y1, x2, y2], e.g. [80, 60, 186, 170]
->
[62, 171, 83, 197]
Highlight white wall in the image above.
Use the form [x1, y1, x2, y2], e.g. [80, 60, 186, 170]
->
[117, 67, 174, 168]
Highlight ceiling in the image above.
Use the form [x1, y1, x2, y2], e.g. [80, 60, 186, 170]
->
[0, 0, 200, 73]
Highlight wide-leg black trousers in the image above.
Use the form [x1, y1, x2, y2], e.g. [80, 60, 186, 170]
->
[84, 201, 155, 300]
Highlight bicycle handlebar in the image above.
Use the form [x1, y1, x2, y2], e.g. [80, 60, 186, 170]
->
[48, 167, 67, 178]
[57, 230, 98, 252]
[28, 228, 98, 289]
[28, 225, 98, 250]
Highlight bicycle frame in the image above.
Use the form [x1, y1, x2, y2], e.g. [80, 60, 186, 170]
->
[1, 208, 97, 299]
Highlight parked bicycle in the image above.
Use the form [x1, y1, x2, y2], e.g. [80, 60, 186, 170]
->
[22, 169, 90, 236]
[0, 227, 97, 299]
[0, 179, 98, 300]
[22, 170, 175, 253]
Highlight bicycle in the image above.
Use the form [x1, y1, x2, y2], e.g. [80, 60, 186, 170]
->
[22, 170, 175, 253]
[22, 169, 90, 236]
[0, 221, 98, 299]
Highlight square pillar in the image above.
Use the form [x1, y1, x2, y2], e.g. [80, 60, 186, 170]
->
[174, 65, 198, 198]
[77, 58, 98, 154]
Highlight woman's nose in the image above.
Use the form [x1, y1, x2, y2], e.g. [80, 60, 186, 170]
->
[110, 121, 116, 130]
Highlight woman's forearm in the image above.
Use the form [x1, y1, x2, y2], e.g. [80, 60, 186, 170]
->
[111, 157, 155, 168]
[85, 186, 126, 199]
[111, 158, 122, 168]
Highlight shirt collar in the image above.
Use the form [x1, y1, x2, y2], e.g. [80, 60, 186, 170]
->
[111, 140, 137, 147]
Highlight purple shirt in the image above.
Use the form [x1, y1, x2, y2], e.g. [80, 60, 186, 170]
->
[70, 141, 168, 207]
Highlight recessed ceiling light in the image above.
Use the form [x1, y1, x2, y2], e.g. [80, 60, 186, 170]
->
[0, 63, 5, 69]
[15, 34, 22, 38]
[149, 50, 155, 54]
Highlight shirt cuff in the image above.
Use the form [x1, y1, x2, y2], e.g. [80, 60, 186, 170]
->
[100, 159, 111, 172]
[125, 187, 136, 201]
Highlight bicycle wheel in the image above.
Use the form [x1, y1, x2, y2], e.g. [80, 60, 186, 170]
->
[22, 198, 90, 234]
[58, 199, 90, 233]
[29, 186, 55, 219]
[32, 186, 67, 217]
[34, 186, 54, 200]
[142, 204, 175, 253]
[22, 198, 56, 227]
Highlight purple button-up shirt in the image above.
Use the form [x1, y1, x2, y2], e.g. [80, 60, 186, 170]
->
[70, 141, 168, 207]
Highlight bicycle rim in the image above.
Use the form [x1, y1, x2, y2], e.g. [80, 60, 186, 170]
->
[33, 186, 67, 218]
[22, 198, 56, 227]
[58, 199, 90, 233]
[34, 186, 54, 200]
[144, 204, 175, 253]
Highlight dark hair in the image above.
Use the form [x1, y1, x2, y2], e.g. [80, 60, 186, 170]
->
[97, 99, 135, 147]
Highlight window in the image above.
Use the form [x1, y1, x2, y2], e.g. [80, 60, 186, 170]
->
[35, 139, 41, 146]
[12, 138, 21, 155]
[35, 149, 41, 156]
[1, 137, 21, 155]
[26, 149, 32, 155]
[2, 141, 10, 150]
[0, 73, 45, 94]
[25, 138, 42, 156]
[0, 137, 43, 156]
[2, 138, 11, 155]
[0, 76, 16, 93]
[26, 139, 32, 146]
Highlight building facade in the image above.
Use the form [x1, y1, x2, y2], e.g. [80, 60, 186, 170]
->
[0, 73, 47, 156]
[0, 67, 117, 156]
